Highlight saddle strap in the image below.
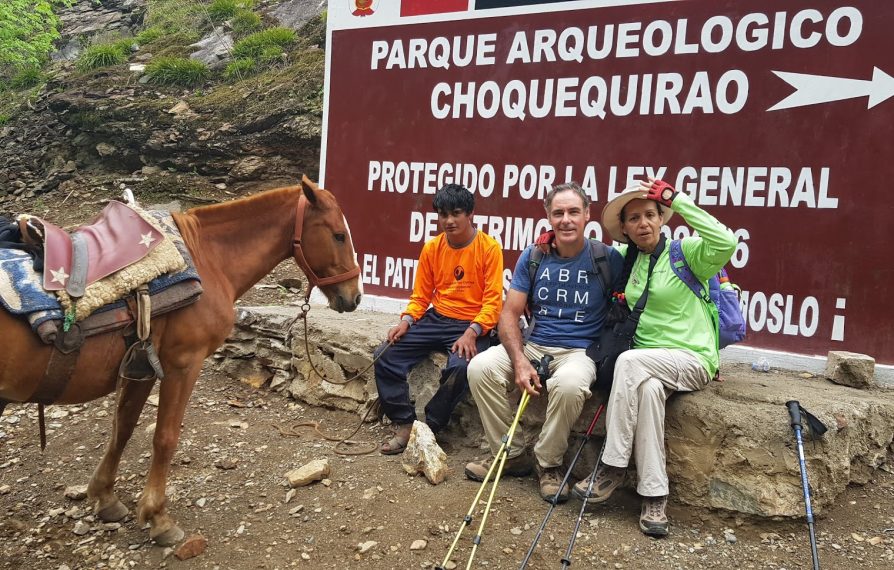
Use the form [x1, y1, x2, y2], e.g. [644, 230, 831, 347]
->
[68, 232, 89, 297]
[32, 337, 82, 405]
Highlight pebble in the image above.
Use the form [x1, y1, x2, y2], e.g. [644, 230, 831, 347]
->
[72, 521, 91, 535]
[64, 485, 88, 500]
[0, 484, 12, 495]
[410, 539, 427, 550]
[357, 540, 377, 553]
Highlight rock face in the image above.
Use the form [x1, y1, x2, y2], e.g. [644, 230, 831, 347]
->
[214, 306, 894, 519]
[0, 0, 328, 209]
[53, 0, 148, 62]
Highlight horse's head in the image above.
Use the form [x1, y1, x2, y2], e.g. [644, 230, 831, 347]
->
[292, 175, 363, 313]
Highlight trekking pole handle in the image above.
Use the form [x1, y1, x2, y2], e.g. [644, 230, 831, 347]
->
[786, 400, 802, 429]
[536, 354, 553, 382]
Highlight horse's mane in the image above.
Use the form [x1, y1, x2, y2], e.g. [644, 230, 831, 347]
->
[184, 186, 302, 222]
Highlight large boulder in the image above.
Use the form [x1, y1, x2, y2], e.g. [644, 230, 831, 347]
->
[215, 305, 894, 518]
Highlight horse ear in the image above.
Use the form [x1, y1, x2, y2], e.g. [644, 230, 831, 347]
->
[300, 174, 319, 206]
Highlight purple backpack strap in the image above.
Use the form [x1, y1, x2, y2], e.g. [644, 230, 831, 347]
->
[668, 240, 710, 303]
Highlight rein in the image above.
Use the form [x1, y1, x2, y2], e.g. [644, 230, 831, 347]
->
[280, 304, 390, 456]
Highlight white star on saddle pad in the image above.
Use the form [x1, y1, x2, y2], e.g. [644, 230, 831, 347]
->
[138, 232, 157, 248]
[50, 266, 70, 285]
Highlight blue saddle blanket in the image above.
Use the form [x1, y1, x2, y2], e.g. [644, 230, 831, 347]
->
[0, 210, 200, 331]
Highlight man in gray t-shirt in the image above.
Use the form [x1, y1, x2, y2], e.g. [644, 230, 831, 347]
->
[464, 182, 622, 503]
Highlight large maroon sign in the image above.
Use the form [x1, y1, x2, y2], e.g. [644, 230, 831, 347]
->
[321, 0, 894, 364]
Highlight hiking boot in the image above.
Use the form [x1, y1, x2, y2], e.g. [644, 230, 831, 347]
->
[536, 464, 570, 503]
[639, 495, 669, 537]
[571, 463, 626, 503]
[464, 454, 533, 482]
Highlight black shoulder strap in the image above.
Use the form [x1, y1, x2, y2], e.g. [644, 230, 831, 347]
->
[619, 235, 667, 335]
[587, 239, 613, 300]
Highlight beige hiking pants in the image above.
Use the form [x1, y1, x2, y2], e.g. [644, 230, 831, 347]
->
[467, 342, 595, 468]
[602, 348, 710, 497]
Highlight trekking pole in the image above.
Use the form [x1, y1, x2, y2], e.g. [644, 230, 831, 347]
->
[519, 402, 606, 570]
[437, 355, 552, 570]
[435, 391, 532, 570]
[559, 437, 608, 568]
[786, 400, 821, 570]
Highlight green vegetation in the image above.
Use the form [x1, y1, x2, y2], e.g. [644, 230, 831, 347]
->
[223, 58, 255, 81]
[0, 0, 74, 80]
[77, 42, 130, 70]
[208, 0, 254, 22]
[136, 26, 165, 45]
[0, 114, 10, 126]
[232, 27, 297, 59]
[144, 0, 207, 42]
[231, 9, 262, 36]
[10, 67, 44, 89]
[145, 56, 209, 86]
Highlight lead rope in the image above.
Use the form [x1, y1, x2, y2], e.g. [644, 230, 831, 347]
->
[280, 303, 394, 455]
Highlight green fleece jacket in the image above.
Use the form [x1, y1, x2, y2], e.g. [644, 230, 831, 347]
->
[618, 193, 737, 378]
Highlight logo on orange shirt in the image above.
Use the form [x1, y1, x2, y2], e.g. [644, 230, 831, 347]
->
[453, 266, 465, 281]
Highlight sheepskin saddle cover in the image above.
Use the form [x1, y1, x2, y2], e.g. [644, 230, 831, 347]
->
[18, 201, 162, 296]
[15, 204, 187, 321]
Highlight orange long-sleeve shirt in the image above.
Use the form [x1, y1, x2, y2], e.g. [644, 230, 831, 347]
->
[401, 230, 503, 333]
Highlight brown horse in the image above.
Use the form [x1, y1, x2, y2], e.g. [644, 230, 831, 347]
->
[0, 176, 362, 545]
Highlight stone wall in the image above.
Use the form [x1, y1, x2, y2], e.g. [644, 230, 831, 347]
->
[212, 305, 894, 518]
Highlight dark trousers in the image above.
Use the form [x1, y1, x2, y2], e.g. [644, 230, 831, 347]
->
[374, 309, 492, 431]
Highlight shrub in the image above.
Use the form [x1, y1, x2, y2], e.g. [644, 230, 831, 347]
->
[223, 58, 255, 81]
[231, 9, 261, 36]
[136, 26, 165, 45]
[145, 57, 209, 86]
[77, 43, 129, 70]
[0, 114, 10, 126]
[208, 0, 254, 22]
[259, 45, 285, 65]
[232, 27, 296, 59]
[10, 67, 43, 89]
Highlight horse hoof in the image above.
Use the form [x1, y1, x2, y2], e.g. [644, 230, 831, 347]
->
[96, 500, 129, 522]
[151, 525, 185, 546]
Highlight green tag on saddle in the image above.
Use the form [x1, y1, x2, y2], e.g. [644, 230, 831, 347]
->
[63, 306, 76, 332]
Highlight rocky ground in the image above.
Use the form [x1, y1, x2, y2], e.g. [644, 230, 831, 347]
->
[2, 365, 894, 570]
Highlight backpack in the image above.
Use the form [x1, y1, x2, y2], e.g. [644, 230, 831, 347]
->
[668, 239, 747, 349]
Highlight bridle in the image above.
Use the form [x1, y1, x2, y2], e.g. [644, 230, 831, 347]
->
[287, 194, 385, 455]
[292, 194, 361, 303]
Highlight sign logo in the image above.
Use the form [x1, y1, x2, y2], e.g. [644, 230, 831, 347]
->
[453, 266, 465, 281]
[351, 0, 377, 17]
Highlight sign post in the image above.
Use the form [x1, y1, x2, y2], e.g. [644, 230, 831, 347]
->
[321, 0, 894, 367]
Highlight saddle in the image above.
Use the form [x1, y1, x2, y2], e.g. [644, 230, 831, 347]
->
[18, 201, 162, 298]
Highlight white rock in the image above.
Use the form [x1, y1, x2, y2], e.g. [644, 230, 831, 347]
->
[286, 459, 331, 487]
[72, 521, 90, 535]
[0, 485, 10, 495]
[826, 351, 875, 388]
[401, 421, 449, 485]
[64, 485, 88, 500]
[410, 539, 427, 550]
[357, 540, 378, 553]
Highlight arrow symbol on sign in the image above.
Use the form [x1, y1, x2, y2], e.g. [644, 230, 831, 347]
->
[767, 67, 894, 111]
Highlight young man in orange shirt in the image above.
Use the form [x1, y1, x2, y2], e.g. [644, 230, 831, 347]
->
[376, 184, 504, 454]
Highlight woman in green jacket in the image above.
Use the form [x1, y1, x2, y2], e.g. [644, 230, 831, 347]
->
[573, 178, 737, 537]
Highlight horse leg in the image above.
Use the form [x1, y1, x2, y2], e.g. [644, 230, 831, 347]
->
[87, 378, 156, 523]
[137, 360, 202, 546]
